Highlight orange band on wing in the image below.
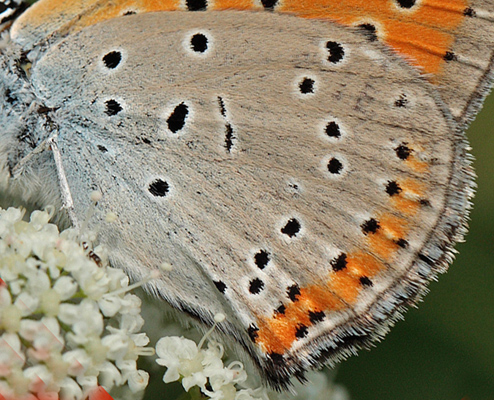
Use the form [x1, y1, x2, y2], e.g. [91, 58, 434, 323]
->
[279, 0, 468, 75]
[213, 0, 262, 10]
[16, 0, 468, 77]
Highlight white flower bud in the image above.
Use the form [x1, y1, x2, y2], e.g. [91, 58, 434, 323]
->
[127, 370, 149, 393]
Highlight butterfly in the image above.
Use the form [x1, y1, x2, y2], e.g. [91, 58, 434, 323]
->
[0, 0, 491, 389]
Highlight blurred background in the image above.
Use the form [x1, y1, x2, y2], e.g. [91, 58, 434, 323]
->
[16, 2, 494, 399]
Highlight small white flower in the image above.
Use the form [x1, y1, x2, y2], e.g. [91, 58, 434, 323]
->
[98, 361, 123, 390]
[0, 207, 22, 230]
[7, 279, 24, 296]
[53, 276, 78, 300]
[75, 267, 112, 301]
[182, 370, 208, 392]
[45, 352, 70, 382]
[76, 373, 98, 392]
[155, 329, 269, 400]
[105, 267, 129, 291]
[23, 267, 51, 295]
[156, 336, 202, 383]
[40, 289, 62, 317]
[62, 349, 93, 377]
[19, 318, 40, 341]
[115, 359, 137, 377]
[0, 333, 25, 375]
[13, 291, 39, 316]
[27, 317, 65, 361]
[127, 370, 149, 393]
[23, 364, 57, 393]
[62, 299, 104, 345]
[98, 293, 124, 317]
[118, 313, 145, 334]
[129, 332, 150, 348]
[6, 366, 31, 397]
[30, 209, 52, 229]
[59, 377, 84, 400]
[119, 293, 142, 315]
[101, 333, 131, 361]
[83, 336, 110, 366]
[0, 286, 12, 306]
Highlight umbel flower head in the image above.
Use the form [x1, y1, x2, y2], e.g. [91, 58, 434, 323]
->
[0, 206, 151, 400]
[155, 313, 268, 400]
[155, 331, 350, 400]
[154, 313, 350, 400]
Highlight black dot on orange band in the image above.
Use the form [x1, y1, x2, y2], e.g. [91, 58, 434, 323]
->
[361, 218, 380, 234]
[309, 310, 325, 323]
[331, 253, 348, 272]
[287, 284, 301, 302]
[359, 276, 373, 286]
[295, 324, 309, 339]
[275, 304, 286, 315]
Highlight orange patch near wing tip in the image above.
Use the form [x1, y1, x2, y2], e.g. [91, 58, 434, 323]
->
[257, 317, 297, 353]
[304, 285, 344, 311]
[329, 270, 362, 303]
[391, 196, 420, 214]
[380, 214, 408, 238]
[399, 178, 427, 200]
[405, 155, 429, 173]
[365, 213, 409, 259]
[391, 177, 427, 214]
[347, 251, 383, 277]
[213, 0, 261, 10]
[281, 0, 469, 75]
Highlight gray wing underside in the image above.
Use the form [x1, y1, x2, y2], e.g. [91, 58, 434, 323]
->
[440, 0, 494, 126]
[30, 11, 468, 382]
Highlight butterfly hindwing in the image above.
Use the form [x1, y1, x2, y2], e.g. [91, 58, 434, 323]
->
[21, 10, 473, 385]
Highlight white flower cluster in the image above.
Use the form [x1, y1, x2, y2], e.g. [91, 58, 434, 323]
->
[154, 330, 351, 400]
[0, 207, 151, 400]
[156, 334, 269, 400]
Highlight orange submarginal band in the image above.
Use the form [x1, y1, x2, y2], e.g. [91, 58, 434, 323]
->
[254, 250, 387, 354]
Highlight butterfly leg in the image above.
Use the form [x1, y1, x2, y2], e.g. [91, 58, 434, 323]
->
[46, 135, 79, 227]
[11, 133, 79, 226]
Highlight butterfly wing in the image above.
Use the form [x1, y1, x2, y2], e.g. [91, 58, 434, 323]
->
[25, 11, 473, 385]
